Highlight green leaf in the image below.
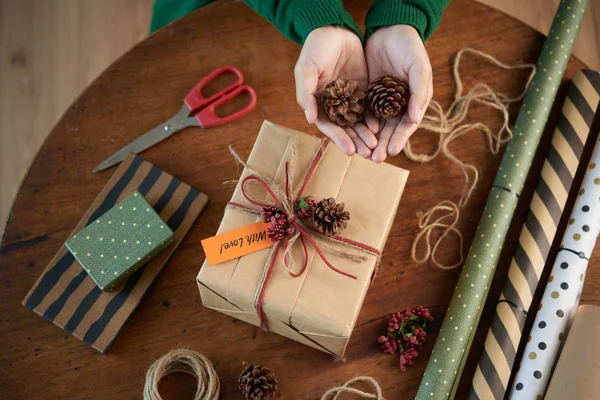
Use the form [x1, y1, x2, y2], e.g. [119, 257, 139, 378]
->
[405, 332, 413, 338]
[409, 314, 419, 321]
[297, 197, 309, 210]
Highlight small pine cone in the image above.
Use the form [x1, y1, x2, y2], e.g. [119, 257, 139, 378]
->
[313, 197, 350, 237]
[367, 75, 409, 119]
[322, 79, 366, 127]
[239, 363, 278, 400]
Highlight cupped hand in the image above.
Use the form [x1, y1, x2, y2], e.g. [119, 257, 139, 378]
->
[365, 25, 433, 163]
[295, 26, 378, 158]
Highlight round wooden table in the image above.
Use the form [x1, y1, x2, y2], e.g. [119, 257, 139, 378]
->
[1, 0, 595, 398]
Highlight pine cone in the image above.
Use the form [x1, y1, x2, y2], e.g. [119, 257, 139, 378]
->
[367, 75, 410, 119]
[322, 79, 366, 127]
[313, 197, 350, 237]
[239, 363, 278, 400]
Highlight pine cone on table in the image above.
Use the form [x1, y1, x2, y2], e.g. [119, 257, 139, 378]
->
[366, 75, 410, 119]
[322, 79, 366, 127]
[238, 363, 278, 400]
[313, 197, 350, 237]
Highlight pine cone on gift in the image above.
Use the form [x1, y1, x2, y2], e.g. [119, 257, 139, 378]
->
[322, 79, 366, 127]
[367, 75, 410, 119]
[239, 363, 278, 400]
[313, 197, 350, 237]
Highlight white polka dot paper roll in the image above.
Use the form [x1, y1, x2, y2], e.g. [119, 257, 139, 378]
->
[510, 137, 600, 399]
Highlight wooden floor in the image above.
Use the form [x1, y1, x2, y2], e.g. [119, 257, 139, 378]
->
[1, 0, 599, 232]
[0, 0, 152, 231]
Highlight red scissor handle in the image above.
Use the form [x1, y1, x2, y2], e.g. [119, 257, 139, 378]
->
[194, 85, 257, 128]
[184, 66, 244, 113]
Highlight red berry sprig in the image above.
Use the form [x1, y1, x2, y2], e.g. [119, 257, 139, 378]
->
[261, 206, 294, 242]
[377, 306, 434, 371]
[260, 198, 316, 242]
[296, 197, 316, 219]
[261, 206, 279, 223]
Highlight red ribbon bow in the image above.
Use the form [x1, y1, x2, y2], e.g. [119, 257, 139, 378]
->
[228, 140, 380, 329]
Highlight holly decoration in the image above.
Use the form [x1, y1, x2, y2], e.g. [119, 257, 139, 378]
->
[377, 306, 434, 371]
[296, 197, 316, 219]
[260, 197, 317, 242]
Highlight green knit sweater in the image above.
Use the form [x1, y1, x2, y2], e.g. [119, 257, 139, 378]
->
[150, 0, 450, 42]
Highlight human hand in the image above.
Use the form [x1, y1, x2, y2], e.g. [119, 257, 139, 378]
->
[365, 25, 433, 163]
[295, 26, 378, 158]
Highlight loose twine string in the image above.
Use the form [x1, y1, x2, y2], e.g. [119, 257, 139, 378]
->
[408, 48, 536, 269]
[144, 349, 384, 400]
[320, 376, 385, 400]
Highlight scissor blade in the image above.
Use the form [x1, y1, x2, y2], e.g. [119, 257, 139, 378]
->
[93, 107, 189, 173]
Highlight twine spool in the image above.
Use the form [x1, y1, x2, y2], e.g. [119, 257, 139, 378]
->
[143, 348, 220, 400]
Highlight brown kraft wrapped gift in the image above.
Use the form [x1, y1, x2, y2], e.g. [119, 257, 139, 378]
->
[197, 120, 409, 357]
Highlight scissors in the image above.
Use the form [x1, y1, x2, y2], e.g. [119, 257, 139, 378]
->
[93, 66, 257, 173]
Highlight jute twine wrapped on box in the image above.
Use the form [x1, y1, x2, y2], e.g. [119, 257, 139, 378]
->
[197, 121, 408, 357]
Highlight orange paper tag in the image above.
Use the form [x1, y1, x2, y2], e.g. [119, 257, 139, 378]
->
[201, 221, 274, 265]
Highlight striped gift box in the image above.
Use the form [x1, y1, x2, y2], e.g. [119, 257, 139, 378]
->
[22, 154, 208, 353]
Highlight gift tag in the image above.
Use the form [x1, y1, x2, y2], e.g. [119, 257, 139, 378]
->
[201, 221, 274, 265]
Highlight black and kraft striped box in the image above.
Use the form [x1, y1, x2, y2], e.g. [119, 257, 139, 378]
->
[23, 154, 208, 353]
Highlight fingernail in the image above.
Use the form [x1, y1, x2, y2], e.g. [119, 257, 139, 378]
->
[304, 109, 312, 124]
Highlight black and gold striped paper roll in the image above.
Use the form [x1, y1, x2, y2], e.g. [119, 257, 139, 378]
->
[469, 69, 600, 400]
[22, 154, 209, 353]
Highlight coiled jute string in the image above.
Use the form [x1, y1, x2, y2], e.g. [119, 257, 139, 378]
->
[143, 348, 220, 400]
[408, 48, 536, 270]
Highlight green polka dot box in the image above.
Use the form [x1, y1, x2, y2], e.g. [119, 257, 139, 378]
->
[65, 191, 175, 291]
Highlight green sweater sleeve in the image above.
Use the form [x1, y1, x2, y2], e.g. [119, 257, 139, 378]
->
[150, 0, 363, 44]
[242, 0, 362, 44]
[150, 0, 216, 33]
[365, 0, 451, 41]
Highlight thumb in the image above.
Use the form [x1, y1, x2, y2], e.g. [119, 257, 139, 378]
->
[407, 59, 432, 125]
[294, 61, 319, 124]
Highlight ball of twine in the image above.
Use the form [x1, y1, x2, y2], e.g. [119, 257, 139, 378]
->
[143, 348, 220, 400]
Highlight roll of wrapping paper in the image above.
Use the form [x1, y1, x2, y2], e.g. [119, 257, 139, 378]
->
[415, 1, 590, 399]
[468, 69, 600, 400]
[509, 134, 600, 399]
[544, 306, 600, 400]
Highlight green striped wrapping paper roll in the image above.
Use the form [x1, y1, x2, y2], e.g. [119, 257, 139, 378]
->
[469, 70, 600, 400]
[415, 0, 590, 399]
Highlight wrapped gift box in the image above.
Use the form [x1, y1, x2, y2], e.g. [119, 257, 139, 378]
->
[66, 191, 175, 291]
[197, 121, 409, 357]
